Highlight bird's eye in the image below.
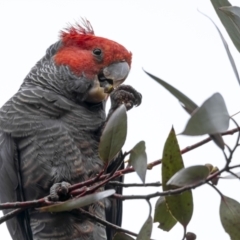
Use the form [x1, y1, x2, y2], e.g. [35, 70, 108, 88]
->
[93, 48, 102, 56]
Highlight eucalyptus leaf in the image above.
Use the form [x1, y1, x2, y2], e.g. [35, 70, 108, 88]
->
[129, 141, 147, 183]
[220, 195, 240, 240]
[162, 127, 193, 228]
[199, 9, 240, 85]
[99, 104, 127, 163]
[210, 133, 225, 150]
[182, 93, 229, 136]
[136, 215, 153, 240]
[144, 70, 198, 113]
[210, 0, 240, 52]
[144, 70, 225, 149]
[38, 189, 115, 212]
[220, 6, 240, 33]
[154, 196, 177, 231]
[167, 165, 210, 187]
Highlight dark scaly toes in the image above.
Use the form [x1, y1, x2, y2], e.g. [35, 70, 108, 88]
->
[111, 90, 134, 110]
[133, 91, 142, 107]
[119, 85, 142, 107]
[49, 181, 71, 201]
[110, 84, 142, 111]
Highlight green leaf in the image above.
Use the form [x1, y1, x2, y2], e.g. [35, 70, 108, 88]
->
[144, 70, 198, 113]
[154, 196, 177, 231]
[199, 9, 240, 85]
[220, 195, 240, 240]
[99, 104, 127, 163]
[210, 0, 240, 52]
[210, 133, 225, 150]
[182, 93, 229, 136]
[38, 189, 115, 212]
[167, 165, 210, 187]
[220, 6, 240, 29]
[113, 233, 135, 240]
[129, 141, 147, 183]
[144, 70, 225, 149]
[136, 215, 153, 240]
[162, 127, 193, 227]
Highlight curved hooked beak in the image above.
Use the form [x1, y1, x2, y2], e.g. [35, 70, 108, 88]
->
[86, 62, 130, 103]
[102, 61, 130, 92]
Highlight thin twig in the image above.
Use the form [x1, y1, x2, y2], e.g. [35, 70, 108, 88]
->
[229, 164, 240, 170]
[78, 208, 138, 237]
[0, 126, 240, 223]
[0, 208, 24, 224]
[88, 172, 122, 194]
[181, 126, 240, 155]
[228, 118, 240, 164]
[0, 198, 52, 210]
[231, 111, 240, 118]
[1, 126, 240, 208]
[227, 170, 240, 180]
[182, 227, 187, 240]
[207, 183, 223, 197]
[93, 165, 107, 182]
[69, 126, 240, 192]
[109, 181, 162, 187]
[147, 126, 240, 170]
[113, 168, 227, 200]
[224, 144, 231, 154]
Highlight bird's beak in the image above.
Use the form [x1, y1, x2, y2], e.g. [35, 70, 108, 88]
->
[102, 62, 130, 91]
[85, 62, 130, 103]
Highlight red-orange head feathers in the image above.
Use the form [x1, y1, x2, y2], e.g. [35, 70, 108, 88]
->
[54, 19, 132, 78]
[54, 19, 132, 103]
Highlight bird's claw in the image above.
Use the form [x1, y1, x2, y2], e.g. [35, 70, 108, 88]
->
[49, 181, 71, 201]
[110, 85, 142, 111]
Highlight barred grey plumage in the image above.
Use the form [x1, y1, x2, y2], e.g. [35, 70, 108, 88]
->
[0, 21, 141, 240]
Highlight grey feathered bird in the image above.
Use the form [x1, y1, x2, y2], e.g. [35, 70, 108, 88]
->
[0, 20, 141, 240]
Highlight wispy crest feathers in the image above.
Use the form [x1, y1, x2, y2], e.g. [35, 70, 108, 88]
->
[60, 18, 95, 38]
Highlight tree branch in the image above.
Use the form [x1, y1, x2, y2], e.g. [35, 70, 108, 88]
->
[207, 183, 223, 197]
[113, 167, 227, 201]
[109, 181, 162, 187]
[78, 208, 138, 237]
[0, 198, 53, 210]
[0, 126, 239, 225]
[227, 170, 240, 180]
[0, 208, 24, 224]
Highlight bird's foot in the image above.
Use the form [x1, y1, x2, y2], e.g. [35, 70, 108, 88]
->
[49, 181, 71, 201]
[110, 84, 142, 111]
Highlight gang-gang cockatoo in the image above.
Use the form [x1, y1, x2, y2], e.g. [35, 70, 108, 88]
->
[0, 19, 141, 240]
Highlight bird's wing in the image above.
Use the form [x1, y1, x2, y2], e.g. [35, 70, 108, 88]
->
[0, 132, 32, 240]
[0, 87, 70, 240]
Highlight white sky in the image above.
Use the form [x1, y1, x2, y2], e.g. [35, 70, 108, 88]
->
[1, 0, 240, 239]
